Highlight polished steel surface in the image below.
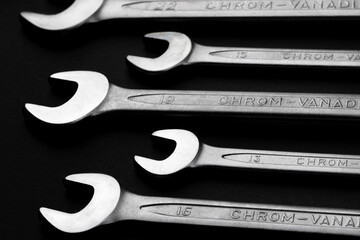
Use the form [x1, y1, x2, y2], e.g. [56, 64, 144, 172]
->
[40, 173, 360, 236]
[135, 129, 360, 175]
[128, 32, 360, 72]
[25, 71, 360, 124]
[21, 0, 360, 31]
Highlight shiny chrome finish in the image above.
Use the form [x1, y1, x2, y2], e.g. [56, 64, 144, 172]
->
[41, 173, 360, 235]
[135, 129, 360, 175]
[128, 32, 360, 73]
[21, 0, 360, 31]
[25, 71, 360, 124]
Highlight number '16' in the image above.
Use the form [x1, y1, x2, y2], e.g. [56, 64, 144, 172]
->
[176, 206, 192, 216]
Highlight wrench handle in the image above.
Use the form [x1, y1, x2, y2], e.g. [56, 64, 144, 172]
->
[196, 145, 360, 174]
[99, 87, 360, 119]
[122, 192, 360, 236]
[189, 45, 360, 67]
[98, 0, 360, 19]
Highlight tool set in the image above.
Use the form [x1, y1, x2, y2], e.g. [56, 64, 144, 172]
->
[19, 0, 360, 236]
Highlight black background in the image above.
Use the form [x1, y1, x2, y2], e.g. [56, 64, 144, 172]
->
[3, 0, 360, 239]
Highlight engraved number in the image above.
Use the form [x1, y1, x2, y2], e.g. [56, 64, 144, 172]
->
[160, 96, 175, 104]
[176, 206, 192, 217]
[251, 155, 261, 163]
[154, 2, 177, 10]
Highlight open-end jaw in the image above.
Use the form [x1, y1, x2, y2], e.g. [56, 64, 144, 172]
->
[25, 71, 109, 124]
[134, 129, 200, 175]
[127, 32, 193, 73]
[40, 173, 121, 233]
[21, 0, 104, 31]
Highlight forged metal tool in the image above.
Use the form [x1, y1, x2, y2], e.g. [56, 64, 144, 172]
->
[21, 0, 360, 31]
[128, 32, 360, 73]
[135, 129, 360, 175]
[41, 173, 360, 235]
[25, 71, 360, 124]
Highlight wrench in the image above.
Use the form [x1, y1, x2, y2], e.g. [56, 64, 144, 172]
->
[128, 32, 360, 73]
[25, 71, 360, 124]
[21, 0, 360, 31]
[135, 129, 360, 175]
[41, 173, 360, 235]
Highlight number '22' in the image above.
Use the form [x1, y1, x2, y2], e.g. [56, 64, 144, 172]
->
[154, 2, 177, 10]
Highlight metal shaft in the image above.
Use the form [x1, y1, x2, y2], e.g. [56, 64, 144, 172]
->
[96, 0, 360, 20]
[114, 190, 360, 236]
[188, 44, 360, 67]
[94, 85, 360, 119]
[194, 144, 360, 174]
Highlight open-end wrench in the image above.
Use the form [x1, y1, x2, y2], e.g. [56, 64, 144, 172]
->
[135, 129, 360, 175]
[21, 0, 360, 31]
[41, 173, 360, 235]
[128, 32, 360, 73]
[25, 71, 360, 124]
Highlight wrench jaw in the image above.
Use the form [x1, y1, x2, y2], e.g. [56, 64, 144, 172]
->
[127, 32, 193, 73]
[25, 71, 109, 124]
[20, 0, 104, 31]
[40, 173, 121, 233]
[134, 129, 200, 175]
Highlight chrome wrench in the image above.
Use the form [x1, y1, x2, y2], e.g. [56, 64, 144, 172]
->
[21, 0, 360, 31]
[41, 173, 360, 236]
[135, 129, 360, 175]
[25, 71, 360, 124]
[128, 32, 360, 73]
